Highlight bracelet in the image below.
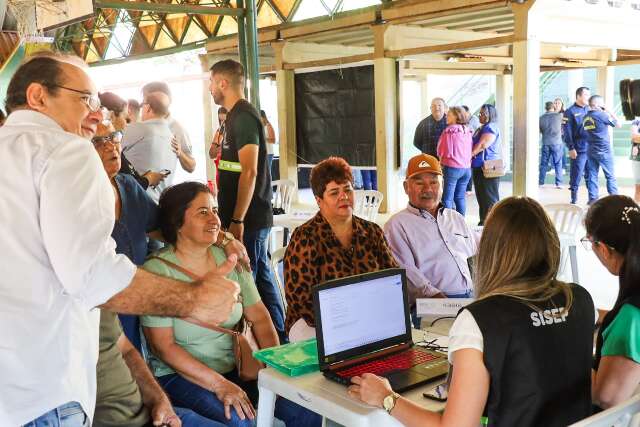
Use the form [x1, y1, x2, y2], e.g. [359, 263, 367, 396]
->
[231, 218, 244, 224]
[213, 142, 221, 147]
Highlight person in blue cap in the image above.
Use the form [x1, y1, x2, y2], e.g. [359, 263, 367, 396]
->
[563, 87, 591, 204]
[583, 95, 621, 203]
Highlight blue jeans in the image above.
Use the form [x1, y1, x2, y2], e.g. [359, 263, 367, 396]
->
[586, 151, 618, 203]
[267, 154, 274, 178]
[175, 407, 226, 427]
[410, 289, 474, 329]
[361, 170, 378, 190]
[23, 402, 89, 427]
[442, 166, 471, 215]
[159, 373, 321, 427]
[244, 227, 285, 343]
[569, 152, 590, 204]
[539, 144, 564, 186]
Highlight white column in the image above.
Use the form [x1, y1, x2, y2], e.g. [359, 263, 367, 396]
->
[200, 54, 216, 182]
[597, 65, 616, 144]
[512, 39, 541, 198]
[596, 66, 615, 110]
[374, 57, 400, 213]
[496, 73, 512, 176]
[276, 69, 298, 200]
[566, 69, 584, 106]
[420, 76, 430, 118]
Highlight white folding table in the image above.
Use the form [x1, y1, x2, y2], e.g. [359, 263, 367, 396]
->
[256, 330, 447, 427]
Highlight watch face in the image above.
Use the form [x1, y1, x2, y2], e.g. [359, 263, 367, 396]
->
[383, 395, 394, 411]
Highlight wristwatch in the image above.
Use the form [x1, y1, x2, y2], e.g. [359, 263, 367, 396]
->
[220, 231, 235, 248]
[382, 392, 400, 414]
[230, 218, 244, 224]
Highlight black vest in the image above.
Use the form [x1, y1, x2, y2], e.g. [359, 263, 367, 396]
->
[218, 99, 273, 231]
[594, 294, 640, 371]
[464, 284, 594, 427]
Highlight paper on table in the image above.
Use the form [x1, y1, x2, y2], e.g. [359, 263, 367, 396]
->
[416, 298, 474, 317]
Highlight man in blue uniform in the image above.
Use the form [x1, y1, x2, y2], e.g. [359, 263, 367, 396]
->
[563, 87, 591, 204]
[583, 95, 620, 203]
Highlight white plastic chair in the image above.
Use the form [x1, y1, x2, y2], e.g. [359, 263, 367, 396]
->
[353, 190, 384, 222]
[569, 394, 640, 427]
[272, 179, 295, 214]
[270, 180, 295, 252]
[544, 203, 584, 284]
[270, 246, 287, 313]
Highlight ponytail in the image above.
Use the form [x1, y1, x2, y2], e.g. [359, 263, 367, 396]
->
[585, 195, 640, 307]
[619, 208, 640, 304]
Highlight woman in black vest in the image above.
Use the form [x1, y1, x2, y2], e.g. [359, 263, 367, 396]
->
[585, 195, 640, 409]
[348, 197, 595, 427]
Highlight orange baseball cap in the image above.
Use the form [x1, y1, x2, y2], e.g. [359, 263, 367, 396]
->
[406, 154, 442, 179]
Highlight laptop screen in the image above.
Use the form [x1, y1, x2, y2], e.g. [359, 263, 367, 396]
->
[313, 269, 411, 366]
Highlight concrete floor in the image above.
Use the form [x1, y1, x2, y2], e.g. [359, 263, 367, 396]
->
[284, 178, 633, 310]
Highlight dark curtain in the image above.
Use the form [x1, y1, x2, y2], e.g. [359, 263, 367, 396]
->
[295, 65, 375, 167]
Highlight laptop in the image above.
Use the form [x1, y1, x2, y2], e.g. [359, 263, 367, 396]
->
[312, 268, 449, 392]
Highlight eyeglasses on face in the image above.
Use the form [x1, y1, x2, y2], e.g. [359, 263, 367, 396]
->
[580, 236, 610, 252]
[92, 131, 123, 149]
[52, 84, 101, 112]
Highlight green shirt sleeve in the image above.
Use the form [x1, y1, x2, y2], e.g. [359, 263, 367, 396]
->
[140, 257, 174, 328]
[602, 303, 640, 363]
[232, 112, 260, 149]
[210, 246, 261, 307]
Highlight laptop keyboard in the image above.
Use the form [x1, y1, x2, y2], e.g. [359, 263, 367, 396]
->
[333, 349, 440, 382]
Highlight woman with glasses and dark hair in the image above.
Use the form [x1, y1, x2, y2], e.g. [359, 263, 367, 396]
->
[350, 197, 595, 426]
[584, 195, 640, 409]
[91, 119, 160, 355]
[471, 104, 502, 225]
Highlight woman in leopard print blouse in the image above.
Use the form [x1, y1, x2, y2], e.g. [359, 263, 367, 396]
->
[283, 157, 398, 339]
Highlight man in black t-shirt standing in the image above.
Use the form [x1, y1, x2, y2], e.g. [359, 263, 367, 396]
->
[209, 59, 285, 342]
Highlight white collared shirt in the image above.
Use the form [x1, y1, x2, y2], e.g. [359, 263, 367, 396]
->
[384, 204, 479, 299]
[0, 110, 136, 425]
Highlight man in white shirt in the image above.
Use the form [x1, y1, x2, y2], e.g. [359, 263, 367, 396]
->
[121, 92, 176, 202]
[141, 81, 196, 174]
[384, 154, 479, 327]
[0, 53, 239, 426]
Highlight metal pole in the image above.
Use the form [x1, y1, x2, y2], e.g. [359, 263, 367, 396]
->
[236, 0, 249, 100]
[245, 0, 260, 110]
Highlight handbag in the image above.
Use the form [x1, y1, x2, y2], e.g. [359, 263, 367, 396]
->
[147, 256, 265, 381]
[481, 150, 505, 178]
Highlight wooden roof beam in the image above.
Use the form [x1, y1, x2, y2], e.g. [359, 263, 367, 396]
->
[382, 0, 506, 25]
[385, 35, 515, 58]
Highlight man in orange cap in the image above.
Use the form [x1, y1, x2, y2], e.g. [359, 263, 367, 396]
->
[384, 154, 479, 327]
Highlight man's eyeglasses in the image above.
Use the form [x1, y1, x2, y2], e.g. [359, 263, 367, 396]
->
[92, 131, 123, 149]
[53, 84, 101, 112]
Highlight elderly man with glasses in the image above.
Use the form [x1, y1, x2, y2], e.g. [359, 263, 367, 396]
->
[0, 53, 241, 427]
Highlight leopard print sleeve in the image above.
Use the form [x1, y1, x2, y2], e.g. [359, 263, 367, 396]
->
[283, 226, 316, 333]
[371, 222, 399, 269]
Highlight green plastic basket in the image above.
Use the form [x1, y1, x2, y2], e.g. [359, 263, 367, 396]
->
[253, 338, 319, 377]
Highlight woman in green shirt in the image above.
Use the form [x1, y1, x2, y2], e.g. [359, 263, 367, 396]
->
[142, 182, 320, 427]
[585, 195, 640, 409]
